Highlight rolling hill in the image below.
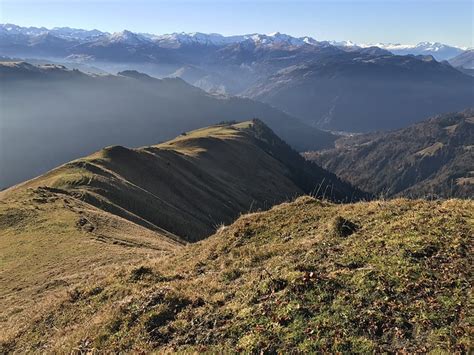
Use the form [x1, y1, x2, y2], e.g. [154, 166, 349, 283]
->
[0, 61, 335, 188]
[305, 110, 474, 198]
[2, 196, 472, 352]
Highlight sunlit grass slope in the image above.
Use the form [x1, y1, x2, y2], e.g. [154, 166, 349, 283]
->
[0, 119, 361, 346]
[2, 197, 472, 352]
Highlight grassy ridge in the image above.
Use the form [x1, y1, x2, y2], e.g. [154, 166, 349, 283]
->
[3, 120, 360, 242]
[0, 120, 362, 347]
[3, 197, 472, 352]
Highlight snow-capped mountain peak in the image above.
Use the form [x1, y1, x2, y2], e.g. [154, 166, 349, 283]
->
[106, 30, 150, 45]
[0, 24, 468, 61]
[365, 41, 466, 61]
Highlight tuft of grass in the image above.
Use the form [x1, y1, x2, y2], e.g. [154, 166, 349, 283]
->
[331, 215, 359, 237]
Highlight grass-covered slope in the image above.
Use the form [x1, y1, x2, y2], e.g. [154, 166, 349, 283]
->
[3, 120, 361, 242]
[306, 110, 474, 198]
[2, 196, 472, 353]
[0, 120, 360, 340]
[0, 185, 183, 343]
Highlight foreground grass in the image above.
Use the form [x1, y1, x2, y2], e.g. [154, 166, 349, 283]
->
[0, 187, 181, 343]
[2, 197, 472, 352]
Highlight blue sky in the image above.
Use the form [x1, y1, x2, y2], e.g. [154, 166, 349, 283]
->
[1, 0, 472, 47]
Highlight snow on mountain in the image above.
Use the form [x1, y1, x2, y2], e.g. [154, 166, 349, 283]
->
[105, 30, 151, 45]
[147, 32, 246, 48]
[360, 42, 466, 61]
[326, 40, 359, 48]
[0, 24, 467, 60]
[50, 27, 105, 41]
[0, 23, 106, 43]
[147, 31, 321, 48]
[325, 39, 467, 61]
[0, 24, 48, 36]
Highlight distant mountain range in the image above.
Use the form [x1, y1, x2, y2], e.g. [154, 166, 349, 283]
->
[305, 110, 474, 198]
[1, 24, 468, 60]
[1, 24, 472, 142]
[335, 41, 468, 61]
[0, 61, 335, 188]
[244, 54, 474, 132]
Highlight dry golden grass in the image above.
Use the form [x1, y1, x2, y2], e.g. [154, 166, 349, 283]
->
[0, 187, 182, 343]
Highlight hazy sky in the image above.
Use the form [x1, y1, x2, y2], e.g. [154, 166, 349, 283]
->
[1, 0, 472, 47]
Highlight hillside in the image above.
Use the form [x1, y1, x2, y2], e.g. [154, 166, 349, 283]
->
[2, 119, 360, 241]
[305, 110, 474, 198]
[244, 54, 474, 132]
[449, 49, 474, 70]
[0, 120, 362, 337]
[2, 196, 472, 352]
[0, 61, 335, 188]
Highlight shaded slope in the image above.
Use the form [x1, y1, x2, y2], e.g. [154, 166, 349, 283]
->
[305, 110, 474, 198]
[0, 61, 335, 188]
[449, 49, 474, 69]
[3, 120, 362, 242]
[245, 54, 474, 132]
[2, 196, 472, 352]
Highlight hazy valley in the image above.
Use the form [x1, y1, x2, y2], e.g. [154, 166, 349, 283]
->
[0, 61, 334, 188]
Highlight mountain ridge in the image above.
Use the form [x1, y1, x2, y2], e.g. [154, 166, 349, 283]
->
[305, 110, 474, 198]
[0, 119, 363, 342]
[2, 119, 363, 241]
[0, 61, 335, 188]
[1, 24, 467, 58]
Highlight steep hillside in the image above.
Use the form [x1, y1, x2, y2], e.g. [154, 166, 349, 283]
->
[0, 120, 361, 343]
[0, 61, 335, 188]
[305, 110, 474, 198]
[2, 196, 472, 352]
[449, 49, 474, 70]
[3, 120, 360, 241]
[245, 54, 474, 131]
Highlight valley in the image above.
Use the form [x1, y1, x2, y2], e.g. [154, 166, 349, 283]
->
[0, 61, 335, 188]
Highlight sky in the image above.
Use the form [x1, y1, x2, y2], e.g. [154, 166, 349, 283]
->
[0, 0, 472, 47]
